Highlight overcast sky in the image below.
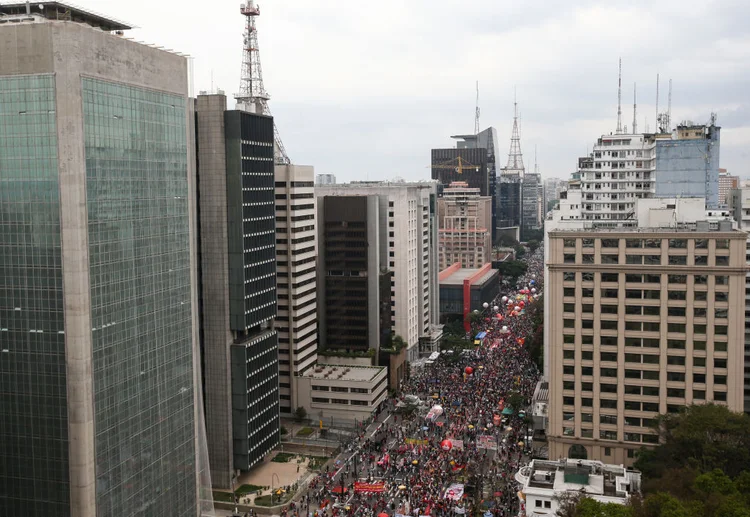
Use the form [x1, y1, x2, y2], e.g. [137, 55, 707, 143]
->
[96, 0, 749, 182]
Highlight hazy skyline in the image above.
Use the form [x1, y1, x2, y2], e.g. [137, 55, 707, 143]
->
[93, 0, 749, 182]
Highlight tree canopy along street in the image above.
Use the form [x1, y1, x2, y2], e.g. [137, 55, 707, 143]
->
[285, 247, 545, 517]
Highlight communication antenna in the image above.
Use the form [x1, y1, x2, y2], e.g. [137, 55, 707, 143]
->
[616, 58, 623, 134]
[474, 81, 480, 136]
[655, 73, 659, 132]
[667, 79, 672, 133]
[632, 83, 638, 134]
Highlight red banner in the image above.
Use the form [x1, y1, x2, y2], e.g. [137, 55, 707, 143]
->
[354, 481, 386, 493]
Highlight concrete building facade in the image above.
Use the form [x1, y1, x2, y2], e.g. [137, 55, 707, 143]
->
[195, 94, 279, 488]
[275, 165, 318, 415]
[0, 7, 201, 516]
[437, 182, 492, 269]
[316, 182, 442, 361]
[729, 187, 750, 413]
[297, 365, 388, 424]
[719, 169, 739, 206]
[546, 226, 746, 466]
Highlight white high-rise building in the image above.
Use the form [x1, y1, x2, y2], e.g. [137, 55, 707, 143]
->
[275, 165, 319, 415]
[316, 182, 442, 361]
[576, 122, 720, 225]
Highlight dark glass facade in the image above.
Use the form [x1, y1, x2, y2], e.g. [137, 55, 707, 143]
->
[225, 111, 277, 333]
[0, 74, 69, 517]
[224, 110, 279, 471]
[82, 77, 196, 516]
[431, 148, 489, 196]
[497, 176, 522, 229]
[322, 196, 370, 351]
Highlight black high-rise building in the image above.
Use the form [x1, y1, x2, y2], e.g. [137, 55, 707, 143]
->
[497, 174, 522, 230]
[431, 147, 490, 196]
[196, 94, 280, 488]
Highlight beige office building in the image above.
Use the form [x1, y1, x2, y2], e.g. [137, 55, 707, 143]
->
[437, 181, 492, 269]
[547, 228, 746, 466]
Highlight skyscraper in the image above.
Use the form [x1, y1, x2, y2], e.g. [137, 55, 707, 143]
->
[195, 94, 280, 488]
[0, 5, 201, 516]
[275, 164, 318, 415]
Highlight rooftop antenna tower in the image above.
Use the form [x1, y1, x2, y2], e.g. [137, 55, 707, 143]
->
[474, 81, 480, 136]
[632, 83, 638, 134]
[235, 1, 290, 164]
[504, 91, 525, 176]
[667, 78, 672, 132]
[616, 58, 623, 134]
[655, 73, 660, 132]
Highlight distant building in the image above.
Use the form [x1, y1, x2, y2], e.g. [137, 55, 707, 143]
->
[655, 123, 720, 207]
[431, 147, 490, 196]
[543, 177, 567, 215]
[497, 174, 523, 232]
[719, 169, 739, 206]
[514, 459, 641, 515]
[437, 181, 492, 269]
[196, 94, 280, 487]
[522, 172, 542, 238]
[438, 263, 499, 328]
[574, 121, 721, 225]
[316, 173, 336, 185]
[451, 127, 500, 241]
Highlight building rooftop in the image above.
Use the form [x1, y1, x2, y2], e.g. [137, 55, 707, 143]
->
[0, 1, 132, 31]
[548, 225, 743, 235]
[517, 458, 641, 500]
[303, 365, 384, 383]
[439, 267, 497, 286]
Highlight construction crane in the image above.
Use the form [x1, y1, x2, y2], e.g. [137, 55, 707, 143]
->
[430, 156, 481, 176]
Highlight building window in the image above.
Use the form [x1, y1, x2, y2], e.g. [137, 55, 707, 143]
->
[716, 256, 729, 266]
[563, 238, 576, 247]
[716, 239, 729, 249]
[604, 447, 612, 456]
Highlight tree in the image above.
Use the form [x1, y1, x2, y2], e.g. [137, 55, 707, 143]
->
[496, 260, 528, 282]
[576, 497, 633, 517]
[527, 239, 540, 253]
[635, 404, 750, 480]
[294, 406, 307, 422]
[514, 244, 526, 258]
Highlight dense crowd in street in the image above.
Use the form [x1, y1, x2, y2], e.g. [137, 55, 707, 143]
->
[287, 248, 544, 517]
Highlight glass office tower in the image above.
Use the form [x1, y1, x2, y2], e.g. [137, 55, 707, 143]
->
[0, 7, 201, 517]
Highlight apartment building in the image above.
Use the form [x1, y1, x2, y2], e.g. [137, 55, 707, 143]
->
[576, 122, 720, 225]
[275, 165, 318, 415]
[437, 182, 492, 269]
[720, 170, 739, 206]
[546, 226, 746, 466]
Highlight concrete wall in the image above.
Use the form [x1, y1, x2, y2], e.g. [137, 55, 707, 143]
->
[195, 94, 234, 489]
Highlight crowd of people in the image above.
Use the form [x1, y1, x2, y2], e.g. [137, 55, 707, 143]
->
[289, 247, 545, 517]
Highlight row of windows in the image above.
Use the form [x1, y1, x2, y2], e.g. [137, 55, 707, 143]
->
[564, 272, 729, 285]
[564, 254, 731, 266]
[563, 237, 729, 249]
[563, 302, 729, 319]
[562, 333, 728, 352]
[564, 318, 729, 335]
[563, 366, 727, 385]
[564, 287, 729, 302]
[562, 350, 726, 368]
